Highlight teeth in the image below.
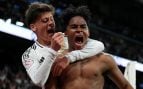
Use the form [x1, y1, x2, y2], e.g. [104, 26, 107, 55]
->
[75, 37, 83, 43]
[76, 41, 82, 44]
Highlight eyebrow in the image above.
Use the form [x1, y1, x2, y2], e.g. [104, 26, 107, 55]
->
[41, 15, 53, 19]
[69, 24, 87, 26]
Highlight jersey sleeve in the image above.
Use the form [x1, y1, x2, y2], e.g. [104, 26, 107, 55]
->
[65, 39, 105, 62]
[22, 47, 57, 87]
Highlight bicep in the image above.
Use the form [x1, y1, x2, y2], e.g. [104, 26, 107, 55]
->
[107, 66, 128, 88]
[106, 55, 130, 89]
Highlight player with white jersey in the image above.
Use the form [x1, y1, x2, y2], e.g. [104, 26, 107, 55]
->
[22, 2, 104, 88]
[22, 38, 104, 87]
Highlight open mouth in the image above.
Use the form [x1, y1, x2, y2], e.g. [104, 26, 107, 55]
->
[74, 36, 84, 45]
[47, 28, 55, 37]
[47, 29, 55, 34]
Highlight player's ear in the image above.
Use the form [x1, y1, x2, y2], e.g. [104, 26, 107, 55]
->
[30, 24, 37, 32]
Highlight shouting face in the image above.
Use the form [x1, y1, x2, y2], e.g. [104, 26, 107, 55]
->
[65, 16, 89, 50]
[30, 12, 55, 46]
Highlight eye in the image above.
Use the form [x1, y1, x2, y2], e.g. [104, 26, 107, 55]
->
[70, 25, 78, 29]
[81, 25, 87, 29]
[41, 18, 49, 23]
[50, 17, 54, 22]
[71, 26, 77, 29]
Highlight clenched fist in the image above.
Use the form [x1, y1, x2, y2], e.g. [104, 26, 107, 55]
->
[50, 32, 64, 51]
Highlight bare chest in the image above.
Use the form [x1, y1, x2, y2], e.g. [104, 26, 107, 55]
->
[58, 57, 106, 89]
[60, 56, 107, 81]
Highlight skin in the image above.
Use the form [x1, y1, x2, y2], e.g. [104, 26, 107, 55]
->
[46, 16, 133, 89]
[28, 10, 70, 87]
[58, 53, 132, 89]
[29, 11, 64, 51]
[51, 16, 90, 77]
[65, 16, 90, 50]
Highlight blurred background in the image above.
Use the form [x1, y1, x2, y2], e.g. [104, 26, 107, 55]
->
[0, 0, 143, 89]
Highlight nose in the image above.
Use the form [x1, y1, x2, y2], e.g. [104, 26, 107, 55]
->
[49, 23, 54, 28]
[49, 20, 55, 27]
[76, 26, 82, 32]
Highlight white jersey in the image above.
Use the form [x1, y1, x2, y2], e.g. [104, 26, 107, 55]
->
[22, 39, 104, 88]
[22, 41, 57, 87]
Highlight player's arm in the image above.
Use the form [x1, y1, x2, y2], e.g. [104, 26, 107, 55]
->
[104, 54, 133, 89]
[66, 39, 104, 62]
[22, 32, 65, 86]
[51, 39, 104, 77]
[22, 48, 57, 87]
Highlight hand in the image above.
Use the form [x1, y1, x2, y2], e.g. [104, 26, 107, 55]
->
[50, 32, 64, 51]
[52, 56, 70, 77]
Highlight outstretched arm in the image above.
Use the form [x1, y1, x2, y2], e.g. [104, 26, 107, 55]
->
[51, 39, 104, 77]
[66, 39, 104, 62]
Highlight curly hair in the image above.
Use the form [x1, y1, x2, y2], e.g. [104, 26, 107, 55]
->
[60, 5, 91, 32]
[25, 2, 55, 28]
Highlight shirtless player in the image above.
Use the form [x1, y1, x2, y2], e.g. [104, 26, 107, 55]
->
[46, 6, 133, 89]
[22, 2, 104, 89]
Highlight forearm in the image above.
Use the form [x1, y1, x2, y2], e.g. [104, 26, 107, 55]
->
[28, 58, 54, 86]
[24, 48, 57, 87]
[66, 39, 104, 62]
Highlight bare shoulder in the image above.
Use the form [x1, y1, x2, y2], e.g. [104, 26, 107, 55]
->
[98, 52, 114, 61]
[98, 52, 117, 68]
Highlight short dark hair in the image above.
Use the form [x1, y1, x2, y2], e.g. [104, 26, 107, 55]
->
[25, 2, 55, 27]
[60, 5, 91, 32]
